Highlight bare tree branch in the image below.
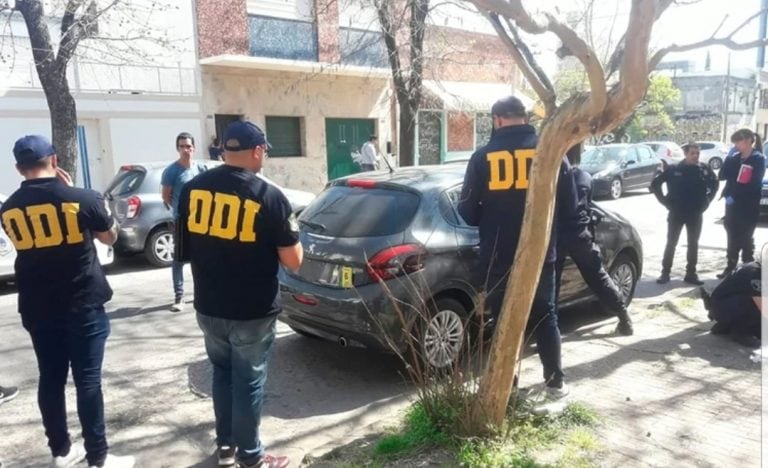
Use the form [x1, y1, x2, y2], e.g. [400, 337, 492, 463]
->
[651, 37, 768, 69]
[650, 7, 768, 69]
[543, 11, 606, 116]
[600, 0, 656, 133]
[481, 12, 555, 113]
[606, 0, 676, 77]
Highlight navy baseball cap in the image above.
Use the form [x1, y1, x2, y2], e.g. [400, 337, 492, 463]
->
[223, 120, 272, 151]
[13, 135, 56, 164]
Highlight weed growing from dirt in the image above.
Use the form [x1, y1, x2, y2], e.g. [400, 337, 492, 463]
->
[363, 399, 601, 467]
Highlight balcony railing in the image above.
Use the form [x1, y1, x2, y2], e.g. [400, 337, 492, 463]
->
[248, 15, 318, 62]
[0, 35, 198, 96]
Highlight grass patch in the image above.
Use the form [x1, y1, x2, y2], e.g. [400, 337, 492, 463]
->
[374, 403, 450, 457]
[453, 401, 601, 467]
[322, 400, 603, 467]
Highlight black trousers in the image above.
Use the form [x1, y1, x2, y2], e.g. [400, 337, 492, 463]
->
[556, 234, 625, 316]
[711, 295, 761, 338]
[724, 205, 757, 268]
[662, 212, 703, 275]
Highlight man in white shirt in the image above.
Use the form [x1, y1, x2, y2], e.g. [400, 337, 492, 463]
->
[360, 135, 379, 171]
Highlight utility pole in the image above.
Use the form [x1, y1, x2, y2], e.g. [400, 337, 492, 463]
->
[723, 52, 731, 142]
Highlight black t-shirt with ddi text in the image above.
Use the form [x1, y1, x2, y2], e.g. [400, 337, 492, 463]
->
[176, 165, 300, 320]
[0, 178, 114, 326]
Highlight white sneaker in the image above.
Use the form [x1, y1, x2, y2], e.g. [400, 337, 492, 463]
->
[170, 298, 184, 312]
[89, 454, 135, 468]
[545, 383, 570, 400]
[52, 445, 85, 468]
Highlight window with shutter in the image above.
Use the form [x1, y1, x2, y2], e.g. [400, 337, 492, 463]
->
[265, 116, 303, 157]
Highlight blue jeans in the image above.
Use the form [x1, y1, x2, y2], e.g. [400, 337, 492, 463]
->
[196, 313, 277, 465]
[487, 262, 563, 388]
[172, 259, 184, 298]
[27, 308, 110, 466]
[171, 222, 184, 298]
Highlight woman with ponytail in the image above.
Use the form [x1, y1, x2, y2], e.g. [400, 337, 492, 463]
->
[717, 129, 766, 278]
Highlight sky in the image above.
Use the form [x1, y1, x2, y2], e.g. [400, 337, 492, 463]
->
[526, 0, 767, 75]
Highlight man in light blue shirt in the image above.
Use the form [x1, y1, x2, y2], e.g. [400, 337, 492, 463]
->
[161, 132, 205, 311]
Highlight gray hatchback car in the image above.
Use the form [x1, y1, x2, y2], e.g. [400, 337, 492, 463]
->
[105, 162, 316, 267]
[279, 164, 643, 368]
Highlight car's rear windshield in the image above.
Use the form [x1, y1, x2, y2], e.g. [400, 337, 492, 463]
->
[106, 168, 145, 196]
[299, 185, 420, 237]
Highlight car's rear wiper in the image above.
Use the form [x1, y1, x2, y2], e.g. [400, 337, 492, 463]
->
[299, 219, 326, 232]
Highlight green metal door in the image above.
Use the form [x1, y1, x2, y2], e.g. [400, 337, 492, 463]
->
[325, 118, 375, 180]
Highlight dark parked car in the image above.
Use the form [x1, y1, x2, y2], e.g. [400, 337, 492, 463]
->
[580, 144, 662, 199]
[279, 164, 643, 368]
[105, 162, 316, 267]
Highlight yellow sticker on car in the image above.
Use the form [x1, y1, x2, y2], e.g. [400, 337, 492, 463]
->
[341, 266, 353, 288]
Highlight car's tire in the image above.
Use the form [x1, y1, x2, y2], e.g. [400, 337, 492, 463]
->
[609, 253, 638, 306]
[144, 227, 174, 268]
[289, 325, 319, 339]
[418, 297, 467, 369]
[709, 157, 723, 170]
[609, 178, 623, 200]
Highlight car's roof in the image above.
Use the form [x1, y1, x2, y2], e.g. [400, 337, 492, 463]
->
[644, 141, 680, 146]
[590, 143, 643, 149]
[120, 160, 222, 171]
[333, 164, 468, 192]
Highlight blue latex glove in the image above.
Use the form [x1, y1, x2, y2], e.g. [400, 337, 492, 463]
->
[725, 196, 735, 205]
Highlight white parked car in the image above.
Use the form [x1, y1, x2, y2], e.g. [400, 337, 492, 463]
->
[0, 194, 114, 281]
[644, 141, 685, 169]
[681, 141, 730, 170]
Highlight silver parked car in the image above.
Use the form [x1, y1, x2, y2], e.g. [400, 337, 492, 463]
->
[0, 194, 114, 281]
[105, 162, 316, 267]
[681, 141, 729, 170]
[644, 141, 685, 169]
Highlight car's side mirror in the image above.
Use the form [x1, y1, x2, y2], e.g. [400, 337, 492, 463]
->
[623, 160, 637, 167]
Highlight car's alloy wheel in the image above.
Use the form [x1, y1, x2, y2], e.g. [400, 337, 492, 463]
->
[610, 178, 623, 200]
[145, 229, 174, 267]
[610, 255, 637, 305]
[422, 300, 465, 369]
[709, 157, 723, 170]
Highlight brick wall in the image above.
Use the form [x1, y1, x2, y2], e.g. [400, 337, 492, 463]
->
[316, 0, 340, 63]
[196, 0, 249, 58]
[424, 26, 516, 84]
[447, 112, 474, 151]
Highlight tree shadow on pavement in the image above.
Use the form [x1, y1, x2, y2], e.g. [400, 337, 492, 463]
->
[187, 331, 409, 420]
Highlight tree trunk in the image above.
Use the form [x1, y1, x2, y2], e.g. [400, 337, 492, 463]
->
[398, 101, 417, 166]
[471, 108, 584, 429]
[44, 80, 79, 177]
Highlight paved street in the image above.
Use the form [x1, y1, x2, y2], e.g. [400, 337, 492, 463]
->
[0, 188, 765, 467]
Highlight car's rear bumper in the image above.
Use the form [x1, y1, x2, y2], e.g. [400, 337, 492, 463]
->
[114, 220, 150, 254]
[279, 271, 419, 352]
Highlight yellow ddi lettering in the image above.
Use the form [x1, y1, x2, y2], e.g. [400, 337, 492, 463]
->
[486, 149, 537, 191]
[1, 203, 84, 251]
[187, 190, 262, 242]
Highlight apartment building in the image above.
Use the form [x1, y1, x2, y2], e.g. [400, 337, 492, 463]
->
[0, 0, 202, 194]
[196, 0, 525, 192]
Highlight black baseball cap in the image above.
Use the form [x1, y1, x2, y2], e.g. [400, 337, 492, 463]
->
[223, 120, 272, 151]
[491, 96, 527, 118]
[13, 135, 56, 164]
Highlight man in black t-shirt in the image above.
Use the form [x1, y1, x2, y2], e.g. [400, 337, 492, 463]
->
[701, 261, 762, 348]
[0, 136, 133, 468]
[457, 96, 579, 400]
[176, 120, 302, 468]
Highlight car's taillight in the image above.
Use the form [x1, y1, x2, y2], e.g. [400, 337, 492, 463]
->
[126, 196, 141, 219]
[366, 244, 426, 282]
[347, 179, 377, 189]
[667, 148, 672, 157]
